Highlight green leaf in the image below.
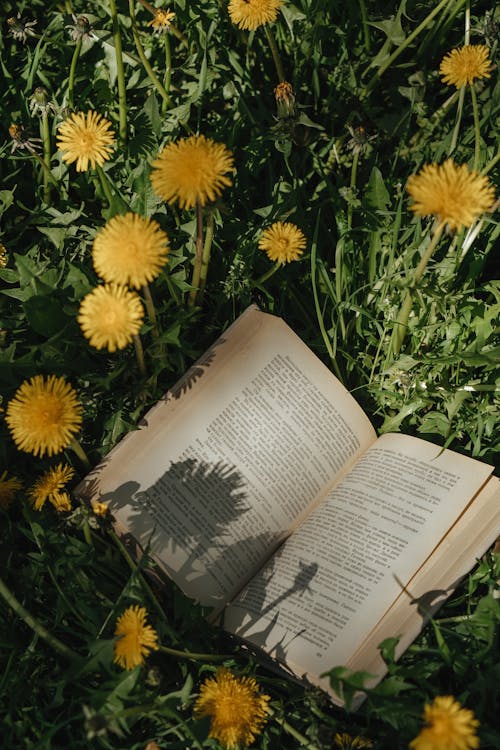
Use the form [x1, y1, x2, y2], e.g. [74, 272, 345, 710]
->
[23, 295, 67, 337]
[417, 411, 450, 437]
[365, 167, 390, 211]
[143, 93, 162, 138]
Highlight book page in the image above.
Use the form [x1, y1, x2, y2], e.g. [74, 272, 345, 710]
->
[78, 307, 375, 610]
[341, 476, 500, 705]
[224, 433, 493, 692]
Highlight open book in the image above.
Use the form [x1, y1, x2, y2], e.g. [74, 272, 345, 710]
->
[78, 306, 500, 706]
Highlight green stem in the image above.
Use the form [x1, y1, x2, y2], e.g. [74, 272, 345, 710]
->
[188, 201, 204, 307]
[109, 0, 127, 145]
[133, 333, 147, 376]
[470, 83, 481, 170]
[310, 216, 343, 382]
[270, 709, 321, 749]
[68, 38, 82, 109]
[32, 152, 59, 190]
[449, 85, 465, 155]
[198, 209, 215, 299]
[464, 0, 470, 44]
[128, 0, 171, 107]
[108, 529, 173, 631]
[392, 222, 445, 356]
[253, 260, 281, 287]
[95, 163, 114, 207]
[142, 282, 160, 339]
[0, 575, 80, 662]
[41, 110, 51, 204]
[347, 149, 360, 232]
[482, 150, 500, 175]
[158, 644, 232, 661]
[362, 0, 451, 96]
[263, 24, 286, 83]
[69, 437, 91, 468]
[82, 518, 93, 546]
[162, 32, 172, 115]
[357, 0, 371, 52]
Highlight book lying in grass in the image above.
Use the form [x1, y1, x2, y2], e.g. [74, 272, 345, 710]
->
[78, 306, 500, 706]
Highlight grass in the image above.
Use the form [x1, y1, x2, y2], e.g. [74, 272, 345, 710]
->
[0, 1, 499, 748]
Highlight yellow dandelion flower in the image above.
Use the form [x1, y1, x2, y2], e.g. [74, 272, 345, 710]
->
[113, 605, 159, 670]
[406, 159, 496, 232]
[150, 134, 234, 210]
[28, 463, 74, 511]
[92, 213, 170, 288]
[56, 110, 115, 172]
[228, 0, 283, 31]
[78, 284, 144, 352]
[410, 695, 479, 750]
[0, 471, 22, 510]
[194, 668, 270, 750]
[148, 8, 175, 34]
[334, 732, 373, 749]
[91, 500, 109, 516]
[440, 45, 493, 88]
[6, 375, 83, 458]
[258, 221, 307, 263]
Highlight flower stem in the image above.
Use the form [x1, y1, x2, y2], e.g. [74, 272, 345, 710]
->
[470, 83, 481, 170]
[263, 24, 286, 83]
[347, 149, 360, 232]
[158, 644, 232, 661]
[95, 163, 114, 207]
[269, 709, 321, 749]
[253, 260, 281, 287]
[32, 152, 59, 190]
[68, 38, 82, 109]
[41, 110, 52, 204]
[0, 575, 80, 662]
[482, 150, 500, 175]
[108, 529, 175, 635]
[357, 0, 371, 52]
[133, 333, 147, 376]
[449, 85, 465, 155]
[391, 222, 445, 356]
[162, 32, 172, 115]
[109, 0, 127, 145]
[69, 438, 91, 469]
[82, 518, 93, 546]
[310, 215, 344, 382]
[188, 201, 204, 308]
[128, 0, 171, 107]
[362, 0, 450, 96]
[198, 208, 215, 300]
[142, 282, 160, 339]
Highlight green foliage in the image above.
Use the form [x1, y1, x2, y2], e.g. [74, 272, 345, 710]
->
[1, 0, 498, 748]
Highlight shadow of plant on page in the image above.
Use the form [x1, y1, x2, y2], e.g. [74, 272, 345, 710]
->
[91, 457, 285, 610]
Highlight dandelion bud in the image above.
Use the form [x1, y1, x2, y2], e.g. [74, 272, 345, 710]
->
[8, 123, 42, 154]
[29, 87, 56, 117]
[274, 81, 296, 119]
[7, 14, 37, 43]
[65, 14, 97, 42]
[0, 242, 8, 268]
